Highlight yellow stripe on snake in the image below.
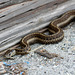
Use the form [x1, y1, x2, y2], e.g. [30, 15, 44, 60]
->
[4, 10, 75, 59]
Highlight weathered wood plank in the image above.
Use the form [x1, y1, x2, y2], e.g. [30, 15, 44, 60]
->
[0, 0, 35, 9]
[0, 0, 9, 3]
[0, 0, 75, 51]
[0, 0, 60, 22]
[0, 0, 67, 30]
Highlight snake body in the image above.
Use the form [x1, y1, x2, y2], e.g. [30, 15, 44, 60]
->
[4, 10, 75, 58]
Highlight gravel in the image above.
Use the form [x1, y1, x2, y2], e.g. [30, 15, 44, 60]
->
[2, 22, 75, 75]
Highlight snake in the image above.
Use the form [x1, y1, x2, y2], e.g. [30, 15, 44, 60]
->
[3, 10, 75, 59]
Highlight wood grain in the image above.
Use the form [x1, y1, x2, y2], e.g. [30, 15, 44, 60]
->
[0, 0, 75, 51]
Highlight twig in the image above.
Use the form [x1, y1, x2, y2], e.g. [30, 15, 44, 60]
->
[35, 49, 64, 59]
[27, 45, 45, 53]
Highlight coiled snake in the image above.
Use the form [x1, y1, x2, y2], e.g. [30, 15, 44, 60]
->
[4, 10, 75, 58]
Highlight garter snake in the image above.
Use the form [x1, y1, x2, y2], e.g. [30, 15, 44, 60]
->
[3, 10, 75, 58]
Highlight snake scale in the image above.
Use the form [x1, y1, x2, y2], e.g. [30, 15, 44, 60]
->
[4, 10, 75, 58]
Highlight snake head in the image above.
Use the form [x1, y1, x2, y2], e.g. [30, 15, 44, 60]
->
[4, 50, 16, 59]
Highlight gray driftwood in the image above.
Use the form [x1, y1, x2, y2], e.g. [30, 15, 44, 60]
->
[0, 0, 75, 51]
